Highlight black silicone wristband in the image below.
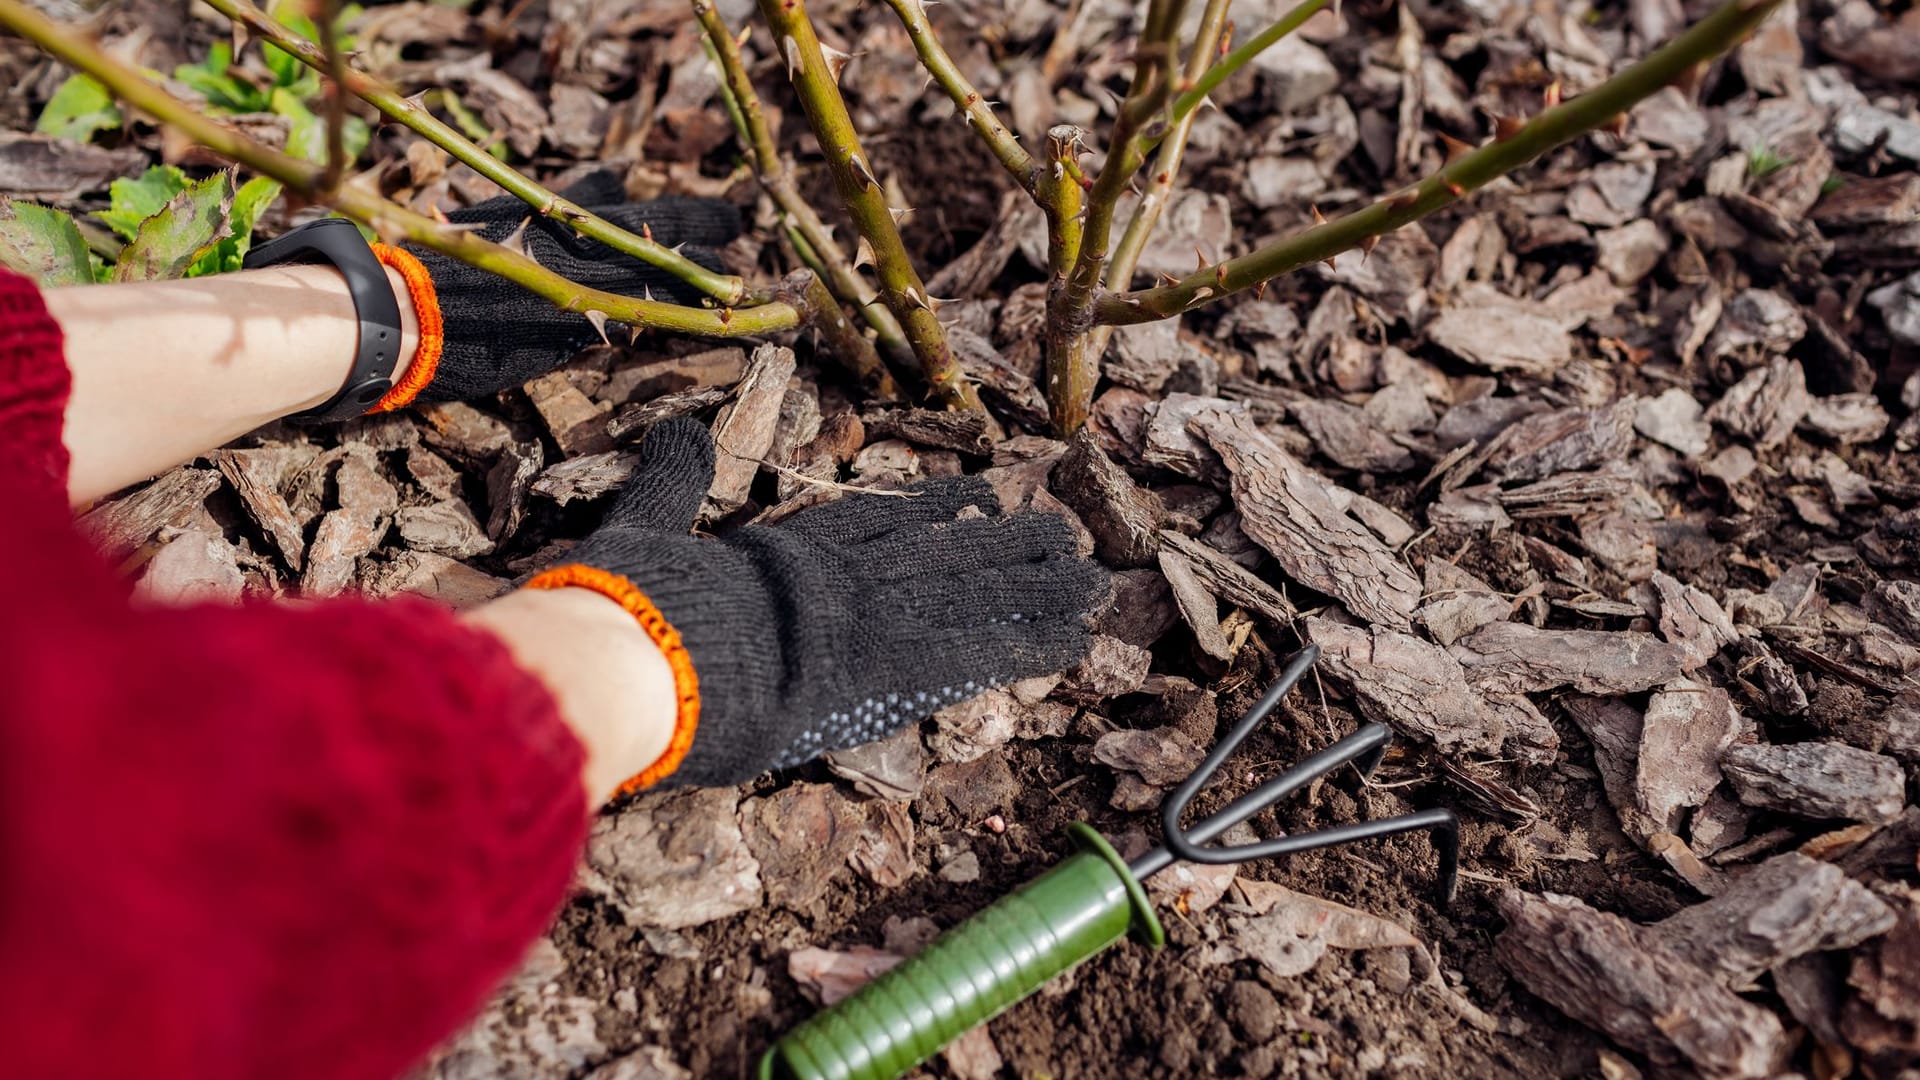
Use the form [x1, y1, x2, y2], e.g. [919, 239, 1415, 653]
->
[242, 218, 404, 424]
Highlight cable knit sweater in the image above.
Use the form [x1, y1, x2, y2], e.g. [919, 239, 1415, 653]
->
[0, 270, 590, 1080]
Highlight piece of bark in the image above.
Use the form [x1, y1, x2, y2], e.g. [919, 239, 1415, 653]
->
[403, 445, 463, 502]
[1143, 393, 1241, 483]
[418, 401, 514, 462]
[1563, 695, 1651, 838]
[581, 787, 762, 930]
[533, 450, 640, 505]
[1104, 319, 1182, 394]
[1345, 492, 1417, 548]
[1426, 304, 1571, 375]
[1636, 682, 1741, 834]
[334, 446, 399, 516]
[1289, 399, 1415, 473]
[1690, 790, 1753, 858]
[1214, 883, 1420, 979]
[1191, 409, 1420, 630]
[1487, 401, 1638, 484]
[213, 448, 311, 572]
[1156, 531, 1296, 627]
[1633, 388, 1712, 458]
[1095, 567, 1181, 649]
[704, 344, 796, 518]
[1580, 513, 1657, 584]
[300, 510, 386, 598]
[1494, 889, 1788, 1079]
[1056, 635, 1152, 704]
[0, 133, 147, 201]
[1497, 466, 1634, 519]
[78, 467, 222, 560]
[485, 441, 544, 543]
[848, 799, 915, 888]
[608, 386, 730, 444]
[824, 726, 926, 802]
[1053, 431, 1164, 568]
[926, 688, 1027, 764]
[395, 499, 494, 558]
[1647, 852, 1896, 989]
[1800, 392, 1892, 445]
[1649, 571, 1739, 670]
[1305, 618, 1507, 756]
[1160, 547, 1234, 661]
[358, 551, 508, 608]
[1416, 561, 1510, 647]
[1722, 741, 1907, 823]
[132, 528, 246, 605]
[1707, 357, 1812, 450]
[1093, 726, 1207, 788]
[860, 406, 990, 456]
[1452, 622, 1689, 695]
[601, 347, 745, 407]
[739, 783, 862, 911]
[525, 370, 616, 457]
[1840, 884, 1920, 1071]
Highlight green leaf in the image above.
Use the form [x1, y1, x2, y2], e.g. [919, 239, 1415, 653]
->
[173, 42, 272, 113]
[189, 174, 282, 276]
[0, 199, 94, 286]
[35, 73, 121, 143]
[94, 164, 190, 241]
[114, 170, 236, 282]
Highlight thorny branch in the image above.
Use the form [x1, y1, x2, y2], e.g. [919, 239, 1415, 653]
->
[1140, 0, 1331, 157]
[0, 0, 806, 336]
[691, 0, 910, 386]
[204, 0, 753, 306]
[756, 0, 984, 412]
[880, 0, 1036, 194]
[312, 0, 348, 194]
[1094, 0, 1787, 326]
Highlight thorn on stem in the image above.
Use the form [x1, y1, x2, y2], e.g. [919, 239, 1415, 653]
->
[782, 35, 803, 78]
[1155, 271, 1180, 288]
[641, 221, 654, 242]
[1605, 112, 1629, 138]
[848, 153, 878, 189]
[1438, 132, 1474, 161]
[1543, 80, 1562, 108]
[1251, 279, 1269, 301]
[1310, 204, 1327, 226]
[1493, 113, 1526, 141]
[1442, 178, 1466, 197]
[1360, 234, 1379, 262]
[584, 310, 611, 345]
[821, 44, 854, 84]
[854, 234, 876, 269]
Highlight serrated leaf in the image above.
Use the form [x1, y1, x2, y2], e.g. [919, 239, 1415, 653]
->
[95, 165, 190, 241]
[0, 199, 93, 286]
[190, 174, 282, 276]
[114, 170, 236, 282]
[35, 73, 121, 144]
[173, 42, 272, 114]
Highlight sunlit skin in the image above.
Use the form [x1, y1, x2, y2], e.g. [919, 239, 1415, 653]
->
[46, 264, 676, 807]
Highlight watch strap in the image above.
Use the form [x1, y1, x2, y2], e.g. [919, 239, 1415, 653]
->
[242, 218, 404, 424]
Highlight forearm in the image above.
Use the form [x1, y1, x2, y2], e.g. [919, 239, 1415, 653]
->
[463, 586, 679, 807]
[47, 263, 418, 505]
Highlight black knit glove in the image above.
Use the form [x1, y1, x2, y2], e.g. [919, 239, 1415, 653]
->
[403, 173, 742, 402]
[536, 419, 1109, 790]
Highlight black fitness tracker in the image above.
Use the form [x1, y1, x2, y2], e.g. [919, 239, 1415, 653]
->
[242, 217, 404, 424]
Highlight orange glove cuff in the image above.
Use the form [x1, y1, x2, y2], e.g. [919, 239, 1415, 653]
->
[523, 564, 701, 795]
[368, 243, 444, 413]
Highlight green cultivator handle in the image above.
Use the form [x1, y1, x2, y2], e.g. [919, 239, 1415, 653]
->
[759, 647, 1461, 1080]
[759, 823, 1164, 1080]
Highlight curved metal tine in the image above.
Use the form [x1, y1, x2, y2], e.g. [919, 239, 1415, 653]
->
[1232, 809, 1461, 907]
[1162, 722, 1393, 863]
[1158, 645, 1321, 858]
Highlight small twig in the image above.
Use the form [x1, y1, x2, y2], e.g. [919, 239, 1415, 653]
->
[881, 0, 1036, 193]
[0, 0, 804, 337]
[1083, 0, 1232, 363]
[203, 0, 752, 306]
[1096, 0, 1787, 324]
[757, 0, 983, 411]
[312, 0, 348, 193]
[797, 272, 901, 399]
[1141, 0, 1331, 157]
[691, 0, 911, 364]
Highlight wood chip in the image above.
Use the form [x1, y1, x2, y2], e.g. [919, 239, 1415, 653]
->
[395, 499, 494, 558]
[1053, 431, 1164, 568]
[78, 466, 222, 560]
[1723, 741, 1907, 824]
[1156, 530, 1297, 627]
[527, 370, 615, 457]
[485, 441, 544, 542]
[358, 551, 508, 608]
[824, 726, 926, 802]
[1160, 546, 1234, 661]
[1191, 409, 1420, 630]
[1636, 682, 1741, 834]
[132, 528, 245, 605]
[1093, 726, 1206, 788]
[1494, 889, 1788, 1079]
[418, 401, 514, 462]
[860, 406, 991, 455]
[300, 510, 385, 598]
[704, 344, 795, 518]
[1707, 357, 1812, 450]
[581, 787, 762, 930]
[1488, 400, 1638, 483]
[1214, 882, 1420, 978]
[1290, 399, 1415, 473]
[213, 448, 312, 571]
[1647, 852, 1896, 989]
[533, 450, 639, 505]
[1451, 622, 1689, 695]
[739, 783, 862, 910]
[1650, 571, 1739, 670]
[1426, 305, 1572, 375]
[1305, 617, 1507, 756]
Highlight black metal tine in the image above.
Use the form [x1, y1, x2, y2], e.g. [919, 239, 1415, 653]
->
[1163, 723, 1394, 860]
[1132, 645, 1459, 905]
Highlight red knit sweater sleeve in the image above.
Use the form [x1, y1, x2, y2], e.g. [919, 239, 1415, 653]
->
[0, 271, 591, 1080]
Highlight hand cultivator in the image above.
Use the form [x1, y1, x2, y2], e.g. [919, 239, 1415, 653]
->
[759, 645, 1459, 1080]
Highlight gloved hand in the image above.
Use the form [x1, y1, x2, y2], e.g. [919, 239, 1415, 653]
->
[373, 173, 742, 407]
[525, 418, 1110, 793]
